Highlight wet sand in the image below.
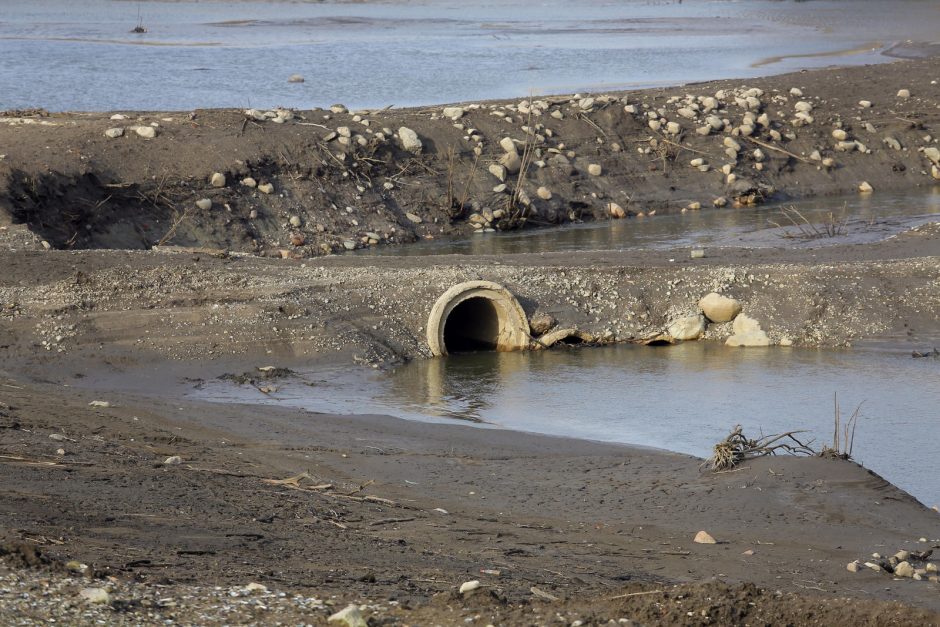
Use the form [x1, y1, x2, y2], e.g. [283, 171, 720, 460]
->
[3, 359, 940, 623]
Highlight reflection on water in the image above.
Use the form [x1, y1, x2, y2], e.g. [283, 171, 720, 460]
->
[195, 342, 940, 507]
[2, 0, 940, 111]
[359, 190, 940, 257]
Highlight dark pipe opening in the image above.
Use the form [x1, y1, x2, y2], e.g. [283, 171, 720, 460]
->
[443, 297, 500, 353]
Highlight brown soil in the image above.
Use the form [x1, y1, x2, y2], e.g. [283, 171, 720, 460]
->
[2, 57, 940, 626]
[2, 372, 940, 625]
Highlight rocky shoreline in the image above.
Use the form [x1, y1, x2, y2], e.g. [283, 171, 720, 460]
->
[2, 58, 940, 258]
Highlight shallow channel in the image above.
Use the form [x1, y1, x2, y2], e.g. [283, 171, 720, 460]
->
[359, 189, 940, 257]
[196, 342, 940, 508]
[196, 190, 940, 508]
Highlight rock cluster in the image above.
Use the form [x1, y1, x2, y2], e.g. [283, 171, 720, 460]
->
[847, 545, 940, 583]
[244, 108, 295, 124]
[661, 293, 777, 347]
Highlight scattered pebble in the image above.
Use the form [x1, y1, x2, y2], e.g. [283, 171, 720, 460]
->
[328, 604, 368, 627]
[79, 588, 111, 605]
[134, 126, 156, 139]
[398, 127, 422, 154]
[693, 530, 717, 544]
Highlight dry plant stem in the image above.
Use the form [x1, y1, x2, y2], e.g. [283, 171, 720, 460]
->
[456, 151, 480, 214]
[444, 145, 457, 210]
[608, 590, 663, 600]
[830, 393, 865, 457]
[653, 133, 713, 158]
[156, 205, 193, 247]
[846, 403, 863, 457]
[833, 392, 840, 453]
[509, 99, 537, 221]
[579, 113, 608, 139]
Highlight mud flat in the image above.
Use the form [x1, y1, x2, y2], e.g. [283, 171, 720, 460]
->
[1, 59, 940, 625]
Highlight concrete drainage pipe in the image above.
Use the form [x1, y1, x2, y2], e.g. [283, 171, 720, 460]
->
[427, 281, 530, 356]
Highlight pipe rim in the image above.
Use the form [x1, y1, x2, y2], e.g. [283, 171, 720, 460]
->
[426, 280, 529, 356]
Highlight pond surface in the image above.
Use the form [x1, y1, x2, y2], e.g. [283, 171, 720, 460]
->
[359, 190, 940, 257]
[195, 341, 940, 508]
[2, 0, 940, 111]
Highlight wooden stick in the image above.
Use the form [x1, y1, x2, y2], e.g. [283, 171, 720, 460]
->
[344, 479, 375, 496]
[369, 517, 415, 527]
[743, 136, 814, 164]
[608, 590, 663, 600]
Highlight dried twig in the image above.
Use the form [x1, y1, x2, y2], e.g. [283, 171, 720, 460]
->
[608, 590, 663, 600]
[369, 517, 415, 526]
[155, 205, 192, 247]
[743, 136, 814, 164]
[704, 425, 815, 471]
[344, 479, 375, 496]
[263, 472, 312, 487]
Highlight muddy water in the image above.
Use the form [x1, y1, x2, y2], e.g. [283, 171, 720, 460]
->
[2, 0, 940, 111]
[361, 190, 940, 257]
[197, 342, 940, 508]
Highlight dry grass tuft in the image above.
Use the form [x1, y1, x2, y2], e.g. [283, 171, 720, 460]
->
[768, 205, 848, 239]
[820, 393, 864, 459]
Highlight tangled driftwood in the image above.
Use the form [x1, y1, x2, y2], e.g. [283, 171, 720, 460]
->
[705, 425, 816, 471]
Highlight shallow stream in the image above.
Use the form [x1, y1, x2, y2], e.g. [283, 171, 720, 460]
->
[359, 190, 940, 257]
[196, 341, 940, 507]
[191, 189, 940, 507]
[3, 0, 940, 111]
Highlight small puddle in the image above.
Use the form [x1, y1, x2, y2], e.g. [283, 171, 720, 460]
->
[357, 190, 940, 257]
[195, 341, 940, 508]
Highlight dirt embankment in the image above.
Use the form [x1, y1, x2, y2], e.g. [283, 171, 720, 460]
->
[1, 58, 939, 256]
[0, 225, 938, 374]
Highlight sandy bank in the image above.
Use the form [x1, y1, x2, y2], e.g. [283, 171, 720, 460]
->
[2, 367, 940, 623]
